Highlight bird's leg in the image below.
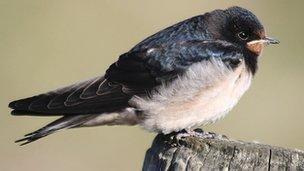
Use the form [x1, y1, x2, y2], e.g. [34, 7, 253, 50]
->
[185, 128, 200, 136]
[174, 128, 219, 140]
[175, 128, 203, 140]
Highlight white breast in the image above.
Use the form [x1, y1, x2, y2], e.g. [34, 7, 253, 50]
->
[131, 58, 252, 134]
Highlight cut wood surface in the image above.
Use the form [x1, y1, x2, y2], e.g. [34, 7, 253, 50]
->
[142, 129, 304, 171]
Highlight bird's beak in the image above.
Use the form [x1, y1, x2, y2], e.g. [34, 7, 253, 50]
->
[247, 36, 280, 46]
[246, 36, 279, 55]
[263, 37, 280, 45]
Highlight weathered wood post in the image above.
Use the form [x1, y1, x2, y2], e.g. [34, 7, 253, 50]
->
[142, 129, 304, 171]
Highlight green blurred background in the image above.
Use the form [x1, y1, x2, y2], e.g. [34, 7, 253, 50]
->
[1, 0, 303, 170]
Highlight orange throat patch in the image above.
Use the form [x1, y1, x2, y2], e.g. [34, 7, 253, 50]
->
[246, 42, 263, 56]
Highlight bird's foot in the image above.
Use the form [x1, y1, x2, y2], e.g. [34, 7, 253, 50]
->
[173, 129, 199, 139]
[174, 128, 222, 141]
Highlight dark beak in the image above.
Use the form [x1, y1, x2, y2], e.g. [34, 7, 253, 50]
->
[247, 36, 280, 46]
[263, 36, 280, 45]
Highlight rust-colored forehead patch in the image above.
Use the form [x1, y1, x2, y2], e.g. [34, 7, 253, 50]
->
[246, 42, 263, 56]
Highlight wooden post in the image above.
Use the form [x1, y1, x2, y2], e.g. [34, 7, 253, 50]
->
[142, 129, 304, 171]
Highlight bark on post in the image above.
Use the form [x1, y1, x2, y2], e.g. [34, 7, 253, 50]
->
[142, 129, 304, 171]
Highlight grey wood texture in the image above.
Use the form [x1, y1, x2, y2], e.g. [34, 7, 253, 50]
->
[142, 129, 304, 171]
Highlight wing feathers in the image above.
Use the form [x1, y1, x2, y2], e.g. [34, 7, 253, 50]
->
[80, 76, 103, 99]
[10, 40, 242, 116]
[9, 76, 131, 115]
[29, 94, 55, 111]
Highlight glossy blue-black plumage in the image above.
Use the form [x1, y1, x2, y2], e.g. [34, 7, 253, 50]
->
[107, 40, 242, 85]
[131, 15, 210, 51]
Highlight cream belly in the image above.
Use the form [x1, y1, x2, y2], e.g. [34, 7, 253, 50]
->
[132, 58, 252, 134]
[81, 58, 252, 134]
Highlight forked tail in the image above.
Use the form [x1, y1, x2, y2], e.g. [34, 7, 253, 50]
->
[15, 115, 96, 146]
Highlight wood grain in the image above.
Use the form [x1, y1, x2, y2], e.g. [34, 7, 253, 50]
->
[142, 129, 304, 171]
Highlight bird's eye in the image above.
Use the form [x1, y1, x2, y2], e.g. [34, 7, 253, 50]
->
[237, 31, 249, 40]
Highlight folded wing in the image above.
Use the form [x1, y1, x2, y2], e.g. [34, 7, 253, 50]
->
[9, 40, 242, 116]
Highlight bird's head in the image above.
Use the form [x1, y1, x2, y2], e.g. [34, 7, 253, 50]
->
[207, 6, 279, 56]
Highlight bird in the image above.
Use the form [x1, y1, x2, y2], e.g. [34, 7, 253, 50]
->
[9, 6, 279, 146]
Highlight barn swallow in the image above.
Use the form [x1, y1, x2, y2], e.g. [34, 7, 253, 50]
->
[9, 6, 279, 145]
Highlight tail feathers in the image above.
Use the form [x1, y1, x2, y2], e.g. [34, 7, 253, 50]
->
[15, 115, 97, 146]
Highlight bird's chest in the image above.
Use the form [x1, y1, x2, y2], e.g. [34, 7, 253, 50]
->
[132, 60, 252, 133]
